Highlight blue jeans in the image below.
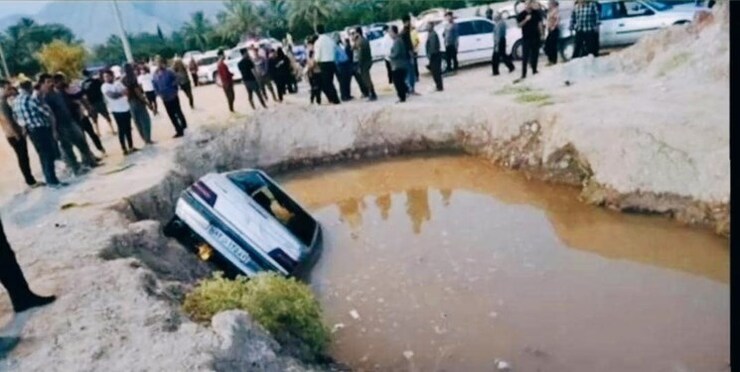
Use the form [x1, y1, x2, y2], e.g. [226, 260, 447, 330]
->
[27, 126, 60, 185]
[405, 57, 416, 92]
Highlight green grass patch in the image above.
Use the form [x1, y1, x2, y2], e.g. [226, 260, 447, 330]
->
[183, 272, 329, 360]
[657, 52, 692, 77]
[495, 84, 533, 95]
[515, 91, 553, 106]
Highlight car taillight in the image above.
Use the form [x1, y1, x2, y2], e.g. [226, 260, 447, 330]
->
[191, 181, 217, 206]
[269, 248, 297, 273]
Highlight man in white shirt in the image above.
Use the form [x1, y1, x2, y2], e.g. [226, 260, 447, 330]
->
[313, 24, 341, 104]
[380, 25, 394, 84]
[101, 70, 137, 155]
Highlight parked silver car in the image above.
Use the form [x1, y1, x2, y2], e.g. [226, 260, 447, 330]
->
[163, 169, 322, 278]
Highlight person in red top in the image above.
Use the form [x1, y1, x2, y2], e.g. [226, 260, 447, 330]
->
[216, 49, 235, 112]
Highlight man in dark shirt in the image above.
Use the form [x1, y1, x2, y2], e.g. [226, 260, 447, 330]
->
[237, 48, 267, 110]
[216, 49, 235, 112]
[353, 27, 377, 101]
[40, 74, 97, 175]
[425, 26, 444, 91]
[81, 69, 115, 135]
[152, 57, 186, 137]
[516, 0, 545, 81]
[54, 74, 105, 157]
[400, 15, 417, 95]
[1, 80, 38, 187]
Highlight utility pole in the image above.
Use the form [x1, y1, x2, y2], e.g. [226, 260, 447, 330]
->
[111, 0, 134, 63]
[0, 44, 9, 78]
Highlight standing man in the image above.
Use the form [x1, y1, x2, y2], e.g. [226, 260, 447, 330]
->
[101, 70, 137, 155]
[237, 48, 267, 110]
[41, 73, 98, 175]
[388, 25, 409, 103]
[12, 78, 65, 188]
[491, 11, 516, 76]
[516, 0, 545, 82]
[216, 49, 235, 113]
[400, 15, 418, 95]
[425, 26, 444, 92]
[188, 58, 199, 87]
[1, 216, 56, 314]
[381, 25, 394, 85]
[570, 0, 600, 59]
[334, 37, 353, 101]
[350, 30, 369, 98]
[54, 73, 106, 157]
[353, 27, 378, 101]
[442, 12, 460, 73]
[544, 0, 561, 65]
[1, 80, 39, 188]
[152, 57, 187, 138]
[314, 24, 341, 105]
[81, 69, 115, 136]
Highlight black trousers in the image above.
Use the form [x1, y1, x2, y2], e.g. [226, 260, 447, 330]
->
[27, 127, 59, 185]
[492, 39, 515, 75]
[445, 45, 459, 71]
[521, 37, 541, 78]
[309, 75, 322, 104]
[0, 218, 35, 312]
[223, 84, 235, 112]
[243, 80, 267, 109]
[337, 62, 353, 100]
[163, 97, 187, 135]
[384, 60, 393, 84]
[274, 76, 287, 102]
[544, 28, 560, 64]
[181, 82, 194, 109]
[318, 62, 341, 104]
[573, 30, 599, 59]
[144, 91, 157, 113]
[112, 111, 134, 152]
[352, 63, 368, 97]
[429, 52, 444, 90]
[58, 121, 96, 169]
[392, 68, 408, 102]
[6, 136, 36, 185]
[78, 116, 104, 153]
[190, 72, 199, 87]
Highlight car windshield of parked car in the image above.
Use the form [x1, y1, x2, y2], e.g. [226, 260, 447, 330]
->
[197, 56, 218, 66]
[642, 0, 672, 11]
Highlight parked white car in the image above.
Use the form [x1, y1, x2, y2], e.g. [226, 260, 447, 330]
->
[196, 50, 221, 85]
[417, 16, 521, 71]
[596, 0, 706, 48]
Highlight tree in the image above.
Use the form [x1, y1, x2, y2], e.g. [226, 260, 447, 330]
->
[218, 0, 261, 42]
[0, 18, 76, 76]
[182, 11, 213, 51]
[258, 0, 289, 40]
[36, 40, 88, 78]
[287, 0, 334, 32]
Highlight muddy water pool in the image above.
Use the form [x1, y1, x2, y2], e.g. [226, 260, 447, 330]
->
[279, 155, 729, 372]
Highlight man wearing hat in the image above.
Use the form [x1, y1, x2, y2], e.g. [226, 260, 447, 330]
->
[0, 79, 39, 188]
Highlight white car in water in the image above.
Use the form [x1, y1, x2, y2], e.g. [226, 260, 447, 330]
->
[164, 169, 322, 278]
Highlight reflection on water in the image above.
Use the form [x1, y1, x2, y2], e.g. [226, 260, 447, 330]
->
[280, 155, 729, 372]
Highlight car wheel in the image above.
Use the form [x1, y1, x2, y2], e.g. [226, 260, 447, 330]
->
[559, 37, 574, 63]
[441, 58, 449, 72]
[512, 39, 523, 61]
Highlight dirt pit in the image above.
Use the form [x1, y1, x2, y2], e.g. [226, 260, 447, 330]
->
[279, 154, 729, 372]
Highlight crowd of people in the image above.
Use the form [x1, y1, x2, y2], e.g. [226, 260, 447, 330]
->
[0, 0, 605, 192]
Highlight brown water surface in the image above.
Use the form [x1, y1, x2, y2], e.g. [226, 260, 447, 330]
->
[280, 155, 729, 372]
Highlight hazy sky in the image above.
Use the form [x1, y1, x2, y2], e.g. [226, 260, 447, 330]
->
[0, 1, 51, 16]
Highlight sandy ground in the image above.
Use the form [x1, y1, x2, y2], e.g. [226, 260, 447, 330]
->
[0, 7, 728, 370]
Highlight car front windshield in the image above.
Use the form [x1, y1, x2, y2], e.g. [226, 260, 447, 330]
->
[197, 57, 218, 66]
[643, 0, 673, 11]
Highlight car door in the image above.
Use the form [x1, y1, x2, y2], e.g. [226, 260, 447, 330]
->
[454, 20, 477, 64]
[470, 19, 495, 62]
[598, 1, 626, 48]
[616, 0, 660, 45]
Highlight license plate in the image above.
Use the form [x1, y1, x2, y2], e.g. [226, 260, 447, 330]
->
[207, 225, 252, 265]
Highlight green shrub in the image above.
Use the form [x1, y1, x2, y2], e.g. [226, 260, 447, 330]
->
[182, 272, 329, 359]
[515, 91, 552, 106]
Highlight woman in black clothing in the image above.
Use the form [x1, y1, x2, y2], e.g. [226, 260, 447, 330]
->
[269, 48, 292, 102]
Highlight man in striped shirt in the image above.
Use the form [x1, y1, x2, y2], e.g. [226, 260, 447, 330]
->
[12, 78, 65, 188]
[570, 0, 600, 58]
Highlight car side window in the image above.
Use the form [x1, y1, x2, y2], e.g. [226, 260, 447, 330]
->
[623, 1, 654, 16]
[600, 2, 624, 20]
[473, 20, 494, 34]
[457, 21, 476, 37]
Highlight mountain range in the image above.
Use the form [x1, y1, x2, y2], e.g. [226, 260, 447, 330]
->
[0, 0, 225, 46]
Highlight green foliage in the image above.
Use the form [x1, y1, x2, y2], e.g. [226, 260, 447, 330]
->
[183, 272, 330, 359]
[0, 18, 76, 76]
[515, 91, 552, 105]
[36, 40, 87, 79]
